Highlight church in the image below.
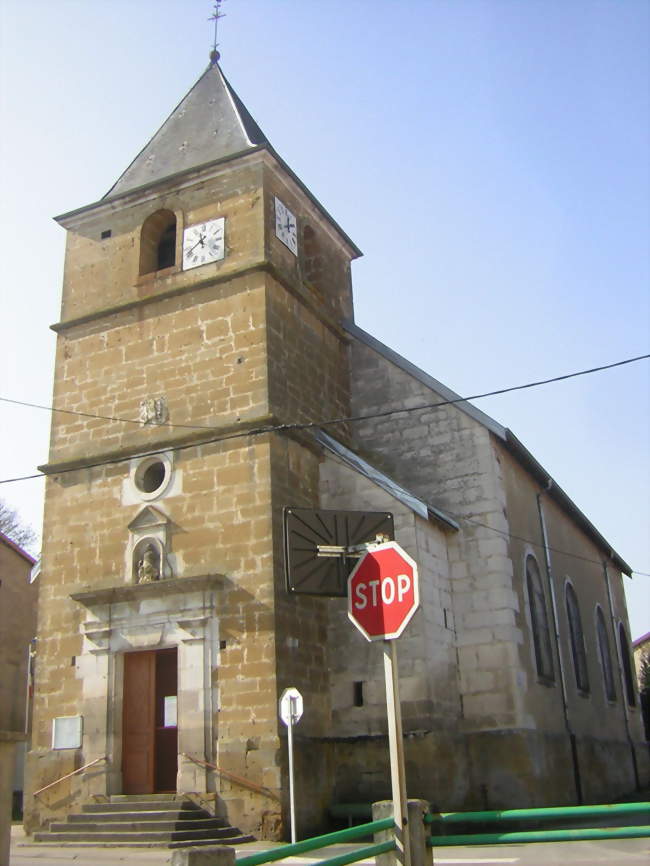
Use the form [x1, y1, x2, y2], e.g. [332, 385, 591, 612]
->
[24, 55, 648, 841]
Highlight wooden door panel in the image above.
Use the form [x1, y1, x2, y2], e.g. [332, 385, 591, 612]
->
[122, 651, 156, 794]
[155, 648, 178, 792]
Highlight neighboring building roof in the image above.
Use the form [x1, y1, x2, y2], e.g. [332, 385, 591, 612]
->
[0, 530, 36, 565]
[104, 63, 269, 199]
[345, 320, 632, 576]
[633, 631, 650, 649]
[314, 429, 459, 531]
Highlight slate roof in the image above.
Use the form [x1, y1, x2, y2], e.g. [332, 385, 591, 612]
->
[104, 62, 270, 199]
[345, 321, 632, 576]
[314, 429, 459, 531]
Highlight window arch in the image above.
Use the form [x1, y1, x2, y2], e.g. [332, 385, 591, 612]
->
[139, 209, 177, 274]
[565, 582, 590, 694]
[525, 555, 554, 681]
[595, 605, 616, 702]
[618, 623, 637, 707]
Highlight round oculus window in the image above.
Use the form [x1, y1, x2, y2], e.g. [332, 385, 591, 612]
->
[132, 455, 172, 500]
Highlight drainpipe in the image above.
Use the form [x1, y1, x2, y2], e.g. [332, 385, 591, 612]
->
[602, 560, 640, 790]
[536, 483, 583, 804]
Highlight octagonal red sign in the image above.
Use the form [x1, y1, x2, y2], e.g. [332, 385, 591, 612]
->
[347, 541, 419, 641]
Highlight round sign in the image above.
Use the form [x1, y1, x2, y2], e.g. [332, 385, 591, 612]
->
[279, 687, 303, 726]
[347, 541, 419, 641]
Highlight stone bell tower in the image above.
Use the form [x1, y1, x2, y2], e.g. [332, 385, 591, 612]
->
[25, 58, 360, 838]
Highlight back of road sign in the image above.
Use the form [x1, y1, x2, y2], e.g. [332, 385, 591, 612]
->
[284, 507, 394, 596]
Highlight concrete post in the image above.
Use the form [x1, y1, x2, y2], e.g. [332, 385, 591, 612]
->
[405, 800, 431, 866]
[171, 845, 236, 866]
[372, 799, 430, 866]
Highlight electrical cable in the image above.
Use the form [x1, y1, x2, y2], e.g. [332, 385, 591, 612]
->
[1, 354, 648, 576]
[1, 352, 647, 434]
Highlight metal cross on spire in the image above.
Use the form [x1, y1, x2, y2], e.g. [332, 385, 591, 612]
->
[209, 1, 226, 64]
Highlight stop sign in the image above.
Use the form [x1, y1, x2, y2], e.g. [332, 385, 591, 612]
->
[347, 541, 419, 641]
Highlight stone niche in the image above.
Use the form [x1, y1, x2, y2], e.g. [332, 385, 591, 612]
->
[127, 505, 173, 583]
[69, 574, 223, 798]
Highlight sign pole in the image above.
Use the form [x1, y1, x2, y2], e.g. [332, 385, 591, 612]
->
[287, 696, 297, 843]
[280, 689, 302, 844]
[383, 638, 411, 866]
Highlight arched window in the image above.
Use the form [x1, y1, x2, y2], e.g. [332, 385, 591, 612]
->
[618, 623, 637, 707]
[565, 582, 590, 694]
[139, 209, 177, 274]
[525, 555, 554, 681]
[595, 606, 616, 702]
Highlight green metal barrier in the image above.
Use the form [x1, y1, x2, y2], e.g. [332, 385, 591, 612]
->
[426, 825, 650, 846]
[315, 840, 396, 866]
[425, 800, 650, 825]
[235, 801, 650, 865]
[236, 817, 395, 866]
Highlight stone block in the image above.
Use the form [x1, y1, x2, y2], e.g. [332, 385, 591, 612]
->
[171, 846, 236, 866]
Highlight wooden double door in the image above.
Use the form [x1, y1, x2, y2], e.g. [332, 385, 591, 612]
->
[122, 648, 178, 793]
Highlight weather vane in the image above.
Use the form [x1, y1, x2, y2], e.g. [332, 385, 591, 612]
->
[209, 1, 226, 64]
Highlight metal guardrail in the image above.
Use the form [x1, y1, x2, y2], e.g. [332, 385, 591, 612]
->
[426, 825, 650, 846]
[425, 800, 650, 847]
[425, 800, 650, 825]
[33, 755, 107, 798]
[235, 800, 650, 864]
[316, 841, 395, 866]
[236, 818, 395, 866]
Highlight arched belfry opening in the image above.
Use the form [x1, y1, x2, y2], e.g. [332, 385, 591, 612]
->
[139, 209, 177, 274]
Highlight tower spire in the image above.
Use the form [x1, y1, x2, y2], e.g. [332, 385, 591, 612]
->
[209, 1, 226, 64]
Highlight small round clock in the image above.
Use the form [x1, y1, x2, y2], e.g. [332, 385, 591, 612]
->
[182, 217, 225, 270]
[274, 196, 298, 255]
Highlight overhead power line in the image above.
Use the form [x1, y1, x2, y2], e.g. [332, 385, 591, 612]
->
[0, 352, 647, 486]
[0, 352, 648, 575]
[1, 352, 648, 434]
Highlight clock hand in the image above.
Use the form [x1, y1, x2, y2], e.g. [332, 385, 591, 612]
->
[185, 233, 206, 256]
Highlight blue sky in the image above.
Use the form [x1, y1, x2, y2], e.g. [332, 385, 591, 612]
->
[0, 0, 648, 638]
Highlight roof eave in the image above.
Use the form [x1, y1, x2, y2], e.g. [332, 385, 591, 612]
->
[54, 143, 362, 258]
[504, 429, 632, 576]
[0, 530, 36, 565]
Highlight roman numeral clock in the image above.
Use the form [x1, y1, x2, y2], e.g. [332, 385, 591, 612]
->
[182, 217, 225, 269]
[274, 196, 298, 255]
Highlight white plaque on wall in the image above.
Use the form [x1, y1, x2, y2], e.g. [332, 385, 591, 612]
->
[52, 715, 83, 750]
[163, 696, 177, 728]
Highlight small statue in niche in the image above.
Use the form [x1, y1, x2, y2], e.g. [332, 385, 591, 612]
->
[137, 543, 160, 583]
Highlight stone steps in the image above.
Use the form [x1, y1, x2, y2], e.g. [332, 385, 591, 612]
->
[82, 799, 201, 813]
[49, 818, 228, 833]
[33, 796, 255, 848]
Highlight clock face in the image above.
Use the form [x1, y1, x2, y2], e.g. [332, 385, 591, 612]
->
[182, 217, 225, 270]
[274, 197, 298, 255]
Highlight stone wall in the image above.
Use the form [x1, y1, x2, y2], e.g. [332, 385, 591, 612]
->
[348, 334, 523, 733]
[27, 144, 360, 838]
[0, 538, 36, 734]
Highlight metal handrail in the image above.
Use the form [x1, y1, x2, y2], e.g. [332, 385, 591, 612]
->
[315, 841, 396, 866]
[236, 818, 395, 866]
[426, 825, 650, 846]
[33, 755, 107, 798]
[425, 800, 650, 825]
[181, 752, 280, 802]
